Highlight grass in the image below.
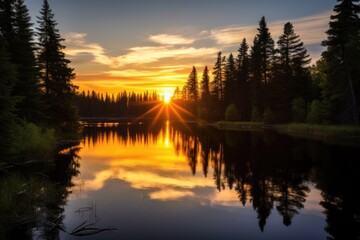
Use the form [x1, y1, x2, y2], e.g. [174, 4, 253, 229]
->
[216, 121, 264, 130]
[215, 121, 360, 144]
[275, 123, 360, 138]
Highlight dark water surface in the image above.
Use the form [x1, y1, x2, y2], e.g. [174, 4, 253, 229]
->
[57, 121, 360, 240]
[53, 123, 360, 239]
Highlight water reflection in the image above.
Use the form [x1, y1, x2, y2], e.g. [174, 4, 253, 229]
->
[61, 121, 360, 240]
[0, 146, 80, 240]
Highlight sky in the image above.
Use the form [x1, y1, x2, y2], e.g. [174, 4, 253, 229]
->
[26, 0, 336, 95]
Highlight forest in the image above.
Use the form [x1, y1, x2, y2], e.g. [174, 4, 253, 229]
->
[0, 0, 78, 155]
[75, 1, 360, 126]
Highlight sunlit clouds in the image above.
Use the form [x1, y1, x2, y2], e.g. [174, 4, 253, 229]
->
[149, 34, 196, 45]
[63, 11, 331, 95]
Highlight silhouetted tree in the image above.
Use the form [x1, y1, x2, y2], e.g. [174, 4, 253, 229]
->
[250, 17, 274, 114]
[186, 66, 199, 101]
[37, 0, 78, 127]
[272, 22, 311, 122]
[0, 37, 18, 150]
[12, 0, 43, 121]
[236, 38, 251, 121]
[321, 0, 360, 124]
[224, 53, 237, 106]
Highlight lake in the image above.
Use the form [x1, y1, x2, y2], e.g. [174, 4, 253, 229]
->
[45, 121, 360, 239]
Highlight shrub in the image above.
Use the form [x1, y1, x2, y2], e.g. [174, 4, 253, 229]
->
[11, 122, 56, 161]
[292, 98, 306, 123]
[263, 108, 276, 124]
[225, 104, 240, 121]
[251, 107, 262, 122]
[307, 100, 325, 124]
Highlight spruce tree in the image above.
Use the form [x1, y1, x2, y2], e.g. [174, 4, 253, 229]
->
[236, 38, 251, 120]
[224, 53, 236, 106]
[12, 0, 43, 121]
[211, 52, 224, 101]
[272, 22, 311, 122]
[0, 37, 18, 149]
[36, 0, 78, 127]
[199, 66, 211, 119]
[250, 17, 274, 114]
[200, 66, 211, 101]
[322, 0, 360, 124]
[186, 66, 198, 101]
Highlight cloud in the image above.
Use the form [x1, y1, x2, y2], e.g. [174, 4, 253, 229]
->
[210, 11, 331, 46]
[115, 46, 218, 66]
[149, 34, 195, 45]
[64, 32, 217, 68]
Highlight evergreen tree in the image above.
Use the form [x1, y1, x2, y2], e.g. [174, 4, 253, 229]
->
[12, 0, 43, 121]
[199, 66, 211, 119]
[322, 0, 360, 124]
[250, 17, 274, 114]
[211, 52, 224, 101]
[0, 37, 18, 150]
[36, 0, 78, 127]
[186, 66, 198, 101]
[272, 22, 311, 122]
[200, 66, 211, 101]
[224, 53, 237, 106]
[0, 0, 15, 55]
[236, 38, 251, 120]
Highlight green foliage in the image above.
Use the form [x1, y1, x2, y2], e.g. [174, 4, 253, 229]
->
[263, 108, 276, 124]
[292, 98, 307, 123]
[307, 100, 326, 124]
[0, 39, 19, 152]
[10, 122, 56, 161]
[225, 104, 240, 121]
[251, 107, 262, 122]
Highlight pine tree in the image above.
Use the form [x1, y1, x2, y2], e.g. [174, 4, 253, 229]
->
[186, 66, 198, 101]
[224, 53, 237, 106]
[12, 0, 43, 121]
[236, 38, 251, 120]
[199, 66, 211, 119]
[0, 37, 18, 149]
[200, 66, 211, 101]
[322, 0, 360, 124]
[250, 17, 274, 114]
[36, 0, 78, 127]
[211, 52, 224, 101]
[0, 0, 16, 55]
[272, 22, 311, 122]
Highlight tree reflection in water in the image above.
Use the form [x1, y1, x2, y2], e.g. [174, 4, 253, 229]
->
[82, 121, 360, 239]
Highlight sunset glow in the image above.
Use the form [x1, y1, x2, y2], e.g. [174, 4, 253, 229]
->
[24, 0, 334, 94]
[163, 92, 172, 104]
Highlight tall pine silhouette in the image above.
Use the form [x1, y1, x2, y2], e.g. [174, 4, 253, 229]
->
[37, 0, 78, 127]
[322, 0, 360, 124]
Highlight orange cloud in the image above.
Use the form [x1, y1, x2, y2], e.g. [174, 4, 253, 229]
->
[149, 34, 196, 45]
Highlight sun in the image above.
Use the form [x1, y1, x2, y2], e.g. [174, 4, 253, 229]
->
[163, 92, 172, 104]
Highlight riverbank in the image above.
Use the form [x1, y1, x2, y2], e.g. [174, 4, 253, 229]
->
[215, 121, 360, 145]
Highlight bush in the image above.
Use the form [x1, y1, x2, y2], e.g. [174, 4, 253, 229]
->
[292, 98, 307, 123]
[263, 108, 276, 124]
[251, 107, 262, 122]
[307, 100, 325, 124]
[11, 122, 56, 161]
[225, 104, 240, 121]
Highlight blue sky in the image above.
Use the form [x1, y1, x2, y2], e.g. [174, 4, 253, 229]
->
[27, 0, 335, 94]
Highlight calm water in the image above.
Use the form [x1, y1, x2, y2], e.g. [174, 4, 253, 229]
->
[58, 121, 360, 240]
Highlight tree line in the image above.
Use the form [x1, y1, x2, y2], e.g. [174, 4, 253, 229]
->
[0, 0, 78, 150]
[75, 90, 161, 118]
[177, 1, 360, 125]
